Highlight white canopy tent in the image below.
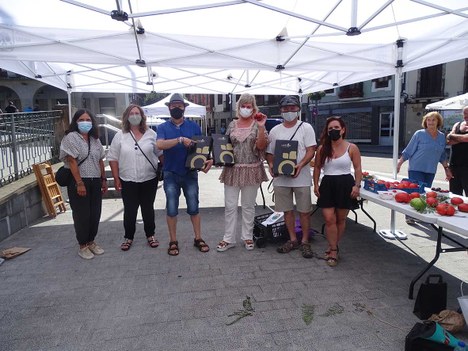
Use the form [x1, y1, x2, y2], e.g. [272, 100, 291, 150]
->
[0, 1, 467, 95]
[426, 93, 468, 110]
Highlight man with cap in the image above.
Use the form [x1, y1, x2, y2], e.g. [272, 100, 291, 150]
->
[265, 95, 317, 258]
[156, 93, 213, 256]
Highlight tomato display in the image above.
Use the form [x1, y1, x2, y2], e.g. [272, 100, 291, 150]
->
[395, 192, 410, 203]
[425, 197, 438, 207]
[435, 203, 456, 216]
[458, 203, 468, 213]
[426, 191, 437, 198]
[450, 197, 464, 206]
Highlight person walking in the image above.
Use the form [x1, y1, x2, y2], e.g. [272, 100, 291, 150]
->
[216, 93, 269, 252]
[5, 101, 18, 113]
[265, 95, 317, 258]
[313, 116, 362, 267]
[108, 104, 163, 251]
[397, 111, 452, 223]
[446, 106, 468, 196]
[156, 93, 213, 256]
[59, 109, 108, 259]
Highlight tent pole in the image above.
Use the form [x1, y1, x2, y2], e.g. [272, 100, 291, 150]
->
[67, 89, 72, 122]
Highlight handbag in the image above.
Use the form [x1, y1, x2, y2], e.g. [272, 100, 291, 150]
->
[413, 274, 447, 320]
[55, 139, 91, 187]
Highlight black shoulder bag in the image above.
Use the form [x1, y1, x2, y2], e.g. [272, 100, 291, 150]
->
[130, 132, 163, 181]
[56, 138, 90, 186]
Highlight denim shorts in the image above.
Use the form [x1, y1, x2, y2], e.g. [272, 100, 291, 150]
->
[163, 170, 199, 217]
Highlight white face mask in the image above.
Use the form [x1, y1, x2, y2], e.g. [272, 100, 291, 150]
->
[282, 111, 298, 122]
[239, 108, 253, 118]
[128, 114, 142, 126]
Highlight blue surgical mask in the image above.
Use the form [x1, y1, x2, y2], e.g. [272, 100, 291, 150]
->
[77, 121, 92, 134]
[281, 111, 298, 122]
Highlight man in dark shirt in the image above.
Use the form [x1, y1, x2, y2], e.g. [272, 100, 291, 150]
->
[447, 106, 468, 196]
[5, 101, 18, 113]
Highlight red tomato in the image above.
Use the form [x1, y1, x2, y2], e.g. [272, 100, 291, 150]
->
[401, 180, 411, 186]
[409, 192, 420, 199]
[458, 203, 468, 213]
[426, 197, 439, 207]
[445, 205, 455, 216]
[436, 204, 447, 215]
[395, 192, 410, 203]
[377, 180, 386, 184]
[436, 203, 456, 216]
[426, 191, 438, 198]
[397, 184, 407, 189]
[450, 197, 464, 206]
[409, 183, 419, 188]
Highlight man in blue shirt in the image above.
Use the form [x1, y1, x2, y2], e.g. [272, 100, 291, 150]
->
[156, 93, 213, 256]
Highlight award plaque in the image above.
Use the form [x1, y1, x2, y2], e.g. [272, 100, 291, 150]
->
[272, 140, 298, 176]
[212, 134, 234, 166]
[185, 135, 212, 170]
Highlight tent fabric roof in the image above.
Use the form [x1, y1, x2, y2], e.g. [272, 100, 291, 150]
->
[1, 1, 467, 94]
[142, 94, 206, 117]
[426, 93, 468, 110]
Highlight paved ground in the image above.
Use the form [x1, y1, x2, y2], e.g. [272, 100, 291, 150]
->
[0, 155, 467, 351]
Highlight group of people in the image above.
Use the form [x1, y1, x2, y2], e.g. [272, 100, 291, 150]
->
[59, 93, 467, 267]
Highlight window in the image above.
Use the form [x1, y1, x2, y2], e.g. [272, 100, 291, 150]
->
[418, 64, 443, 97]
[338, 83, 364, 99]
[371, 76, 392, 91]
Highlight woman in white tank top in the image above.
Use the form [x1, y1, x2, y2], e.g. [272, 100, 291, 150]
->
[313, 117, 362, 267]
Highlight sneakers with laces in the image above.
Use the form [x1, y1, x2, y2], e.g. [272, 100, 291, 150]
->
[88, 242, 104, 255]
[78, 247, 94, 260]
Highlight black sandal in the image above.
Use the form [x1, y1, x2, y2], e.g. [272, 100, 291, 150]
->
[168, 241, 179, 256]
[147, 236, 159, 248]
[194, 238, 210, 253]
[120, 239, 133, 251]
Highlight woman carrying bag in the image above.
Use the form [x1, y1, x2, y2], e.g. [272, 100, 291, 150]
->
[108, 104, 163, 251]
[59, 109, 108, 260]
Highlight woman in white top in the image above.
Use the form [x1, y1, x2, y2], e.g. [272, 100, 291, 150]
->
[313, 117, 362, 267]
[108, 104, 163, 251]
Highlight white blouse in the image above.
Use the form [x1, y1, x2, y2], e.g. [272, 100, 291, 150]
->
[107, 129, 162, 183]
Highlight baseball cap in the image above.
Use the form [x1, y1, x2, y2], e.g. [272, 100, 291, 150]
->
[279, 95, 300, 108]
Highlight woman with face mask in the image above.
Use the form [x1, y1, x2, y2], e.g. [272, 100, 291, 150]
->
[108, 104, 163, 252]
[59, 109, 108, 260]
[216, 93, 269, 252]
[313, 116, 362, 267]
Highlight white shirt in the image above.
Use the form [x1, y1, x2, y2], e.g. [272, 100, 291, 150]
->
[107, 129, 163, 183]
[267, 120, 317, 187]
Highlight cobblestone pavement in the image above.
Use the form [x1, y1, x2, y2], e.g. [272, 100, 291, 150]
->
[0, 156, 467, 350]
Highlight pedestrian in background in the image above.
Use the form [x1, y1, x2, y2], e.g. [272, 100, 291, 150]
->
[5, 101, 18, 113]
[313, 116, 362, 267]
[265, 95, 317, 258]
[108, 104, 163, 251]
[59, 109, 108, 260]
[216, 93, 268, 252]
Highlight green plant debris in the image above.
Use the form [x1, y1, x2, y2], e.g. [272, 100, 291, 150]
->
[302, 304, 315, 325]
[320, 303, 344, 317]
[353, 302, 373, 316]
[226, 296, 255, 326]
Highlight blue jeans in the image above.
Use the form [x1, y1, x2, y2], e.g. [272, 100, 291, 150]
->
[163, 170, 199, 217]
[408, 170, 435, 188]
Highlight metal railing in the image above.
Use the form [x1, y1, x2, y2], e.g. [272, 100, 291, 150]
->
[0, 111, 63, 187]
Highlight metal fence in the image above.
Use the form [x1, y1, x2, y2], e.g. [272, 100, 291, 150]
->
[0, 111, 63, 187]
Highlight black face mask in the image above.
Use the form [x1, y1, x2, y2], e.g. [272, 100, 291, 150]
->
[328, 129, 341, 141]
[170, 107, 184, 119]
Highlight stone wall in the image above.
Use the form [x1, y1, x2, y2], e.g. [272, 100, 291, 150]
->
[0, 173, 47, 242]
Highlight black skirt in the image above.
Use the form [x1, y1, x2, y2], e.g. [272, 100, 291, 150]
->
[317, 174, 359, 210]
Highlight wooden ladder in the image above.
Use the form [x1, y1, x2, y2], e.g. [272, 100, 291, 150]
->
[33, 162, 67, 217]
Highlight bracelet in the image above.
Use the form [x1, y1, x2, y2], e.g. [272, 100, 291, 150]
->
[76, 180, 84, 186]
[178, 137, 183, 144]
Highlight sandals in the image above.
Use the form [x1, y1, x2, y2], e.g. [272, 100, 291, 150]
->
[168, 241, 179, 256]
[324, 245, 339, 260]
[194, 238, 210, 253]
[244, 240, 254, 251]
[147, 236, 159, 248]
[301, 242, 314, 258]
[217, 240, 235, 252]
[120, 239, 133, 251]
[326, 248, 339, 267]
[276, 240, 300, 254]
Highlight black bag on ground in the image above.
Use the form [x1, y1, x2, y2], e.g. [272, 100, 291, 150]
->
[413, 274, 447, 320]
[55, 166, 72, 186]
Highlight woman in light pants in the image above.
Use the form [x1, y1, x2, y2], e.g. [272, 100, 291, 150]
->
[217, 94, 269, 251]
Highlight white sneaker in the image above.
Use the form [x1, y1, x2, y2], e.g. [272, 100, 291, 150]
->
[88, 242, 104, 255]
[78, 247, 94, 260]
[216, 241, 236, 252]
